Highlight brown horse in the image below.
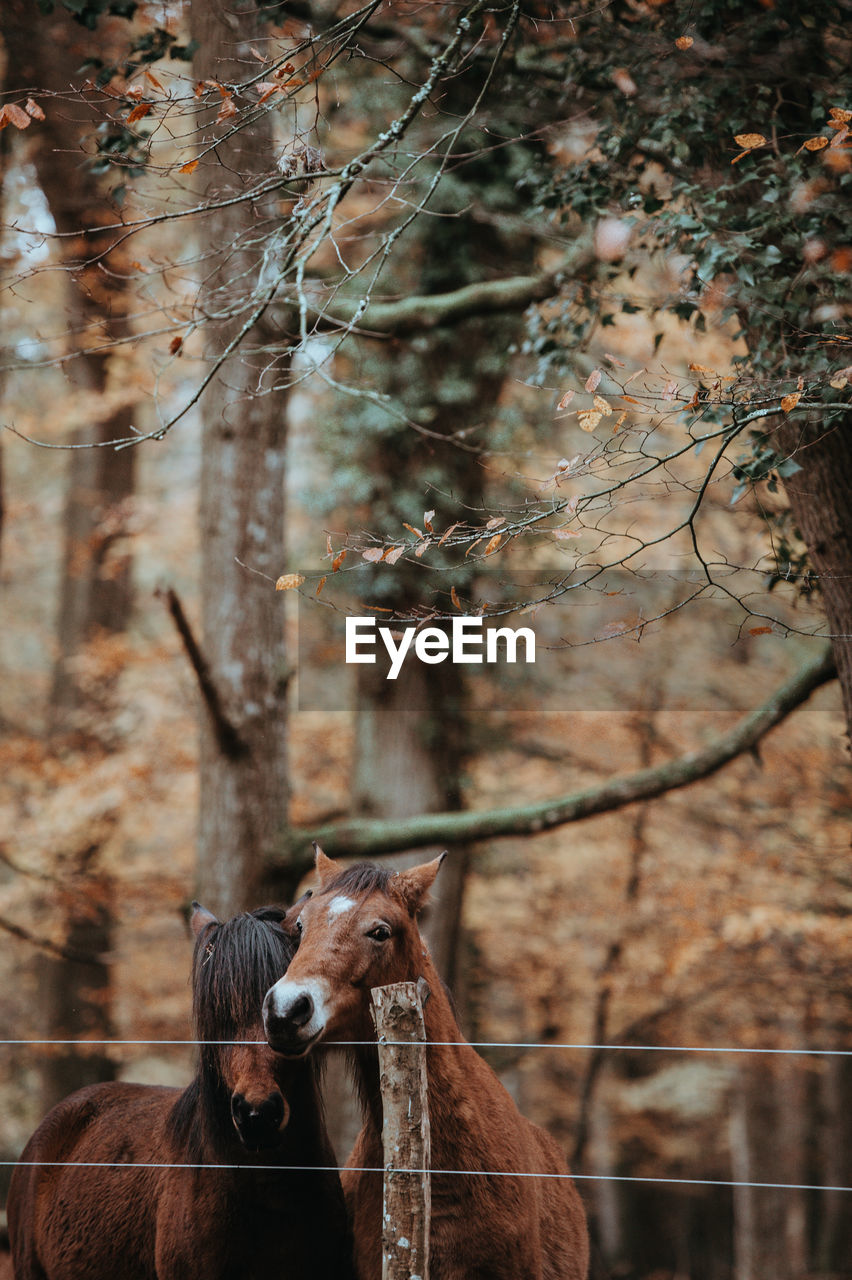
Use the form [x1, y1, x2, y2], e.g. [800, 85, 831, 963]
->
[8, 904, 353, 1280]
[263, 849, 589, 1280]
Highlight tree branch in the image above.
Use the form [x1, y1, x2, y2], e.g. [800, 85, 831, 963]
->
[0, 914, 107, 966]
[307, 268, 568, 337]
[157, 586, 248, 761]
[274, 645, 835, 872]
[265, 238, 595, 342]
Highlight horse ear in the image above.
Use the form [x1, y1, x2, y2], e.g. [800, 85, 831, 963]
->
[313, 842, 338, 887]
[394, 853, 447, 915]
[190, 902, 218, 938]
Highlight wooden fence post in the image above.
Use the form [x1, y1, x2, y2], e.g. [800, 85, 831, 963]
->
[371, 979, 431, 1280]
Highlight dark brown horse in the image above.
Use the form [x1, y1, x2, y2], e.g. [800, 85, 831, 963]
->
[8, 904, 353, 1280]
[263, 849, 589, 1280]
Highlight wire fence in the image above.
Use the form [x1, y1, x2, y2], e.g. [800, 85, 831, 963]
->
[3, 1035, 850, 1191]
[2, 1037, 851, 1054]
[0, 1159, 849, 1193]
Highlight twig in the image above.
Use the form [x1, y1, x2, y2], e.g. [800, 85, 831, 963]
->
[157, 586, 248, 761]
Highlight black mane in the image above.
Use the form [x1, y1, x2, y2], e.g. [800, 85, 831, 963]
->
[170, 907, 301, 1156]
[319, 862, 395, 899]
[191, 906, 295, 1043]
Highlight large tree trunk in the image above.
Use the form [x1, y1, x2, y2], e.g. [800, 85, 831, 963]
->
[777, 416, 852, 748]
[0, 3, 141, 1109]
[1, 4, 137, 738]
[191, 0, 289, 917]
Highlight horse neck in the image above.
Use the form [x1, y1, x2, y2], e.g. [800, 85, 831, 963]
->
[353, 949, 472, 1141]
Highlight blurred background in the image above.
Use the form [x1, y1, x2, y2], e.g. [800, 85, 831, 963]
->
[1, 1, 850, 1277]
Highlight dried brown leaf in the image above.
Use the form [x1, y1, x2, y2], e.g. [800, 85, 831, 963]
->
[557, 389, 575, 410]
[275, 572, 305, 591]
[315, 575, 326, 597]
[361, 548, 384, 562]
[1, 102, 32, 130]
[179, 158, 199, 174]
[584, 369, 602, 393]
[127, 102, 153, 123]
[675, 35, 694, 50]
[611, 67, 637, 96]
[484, 533, 502, 556]
[780, 391, 801, 413]
[577, 410, 602, 432]
[24, 97, 45, 121]
[331, 549, 347, 572]
[450, 585, 462, 610]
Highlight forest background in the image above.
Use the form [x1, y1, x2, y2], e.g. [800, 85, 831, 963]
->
[0, 1, 850, 1277]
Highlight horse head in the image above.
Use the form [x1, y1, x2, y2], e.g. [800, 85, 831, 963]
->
[191, 904, 298, 1152]
[262, 847, 445, 1057]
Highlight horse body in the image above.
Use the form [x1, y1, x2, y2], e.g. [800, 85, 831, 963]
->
[264, 852, 589, 1280]
[8, 906, 353, 1280]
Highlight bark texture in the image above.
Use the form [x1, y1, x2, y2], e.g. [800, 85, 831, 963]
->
[1, 3, 137, 734]
[191, 0, 289, 915]
[777, 415, 852, 748]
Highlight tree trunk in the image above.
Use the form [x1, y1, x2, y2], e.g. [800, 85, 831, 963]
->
[191, 0, 289, 917]
[777, 416, 852, 748]
[37, 840, 115, 1111]
[0, 4, 138, 738]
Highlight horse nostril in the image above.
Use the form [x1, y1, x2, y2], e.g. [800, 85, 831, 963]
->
[289, 994, 313, 1029]
[231, 1092, 249, 1127]
[231, 1091, 287, 1150]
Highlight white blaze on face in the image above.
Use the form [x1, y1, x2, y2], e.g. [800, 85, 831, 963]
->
[326, 895, 357, 919]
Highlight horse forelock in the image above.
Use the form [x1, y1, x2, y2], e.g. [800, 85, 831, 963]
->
[192, 907, 295, 1041]
[318, 862, 395, 901]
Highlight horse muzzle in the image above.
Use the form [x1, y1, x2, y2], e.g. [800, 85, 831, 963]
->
[262, 979, 326, 1057]
[230, 1089, 288, 1151]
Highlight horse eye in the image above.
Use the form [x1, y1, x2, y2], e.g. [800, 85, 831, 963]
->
[295, 918, 303, 934]
[367, 925, 391, 942]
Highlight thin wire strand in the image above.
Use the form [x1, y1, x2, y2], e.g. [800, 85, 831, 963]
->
[0, 1160, 849, 1193]
[2, 1038, 850, 1056]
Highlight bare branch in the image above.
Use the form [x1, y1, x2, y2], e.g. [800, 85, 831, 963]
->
[157, 587, 248, 760]
[0, 915, 107, 966]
